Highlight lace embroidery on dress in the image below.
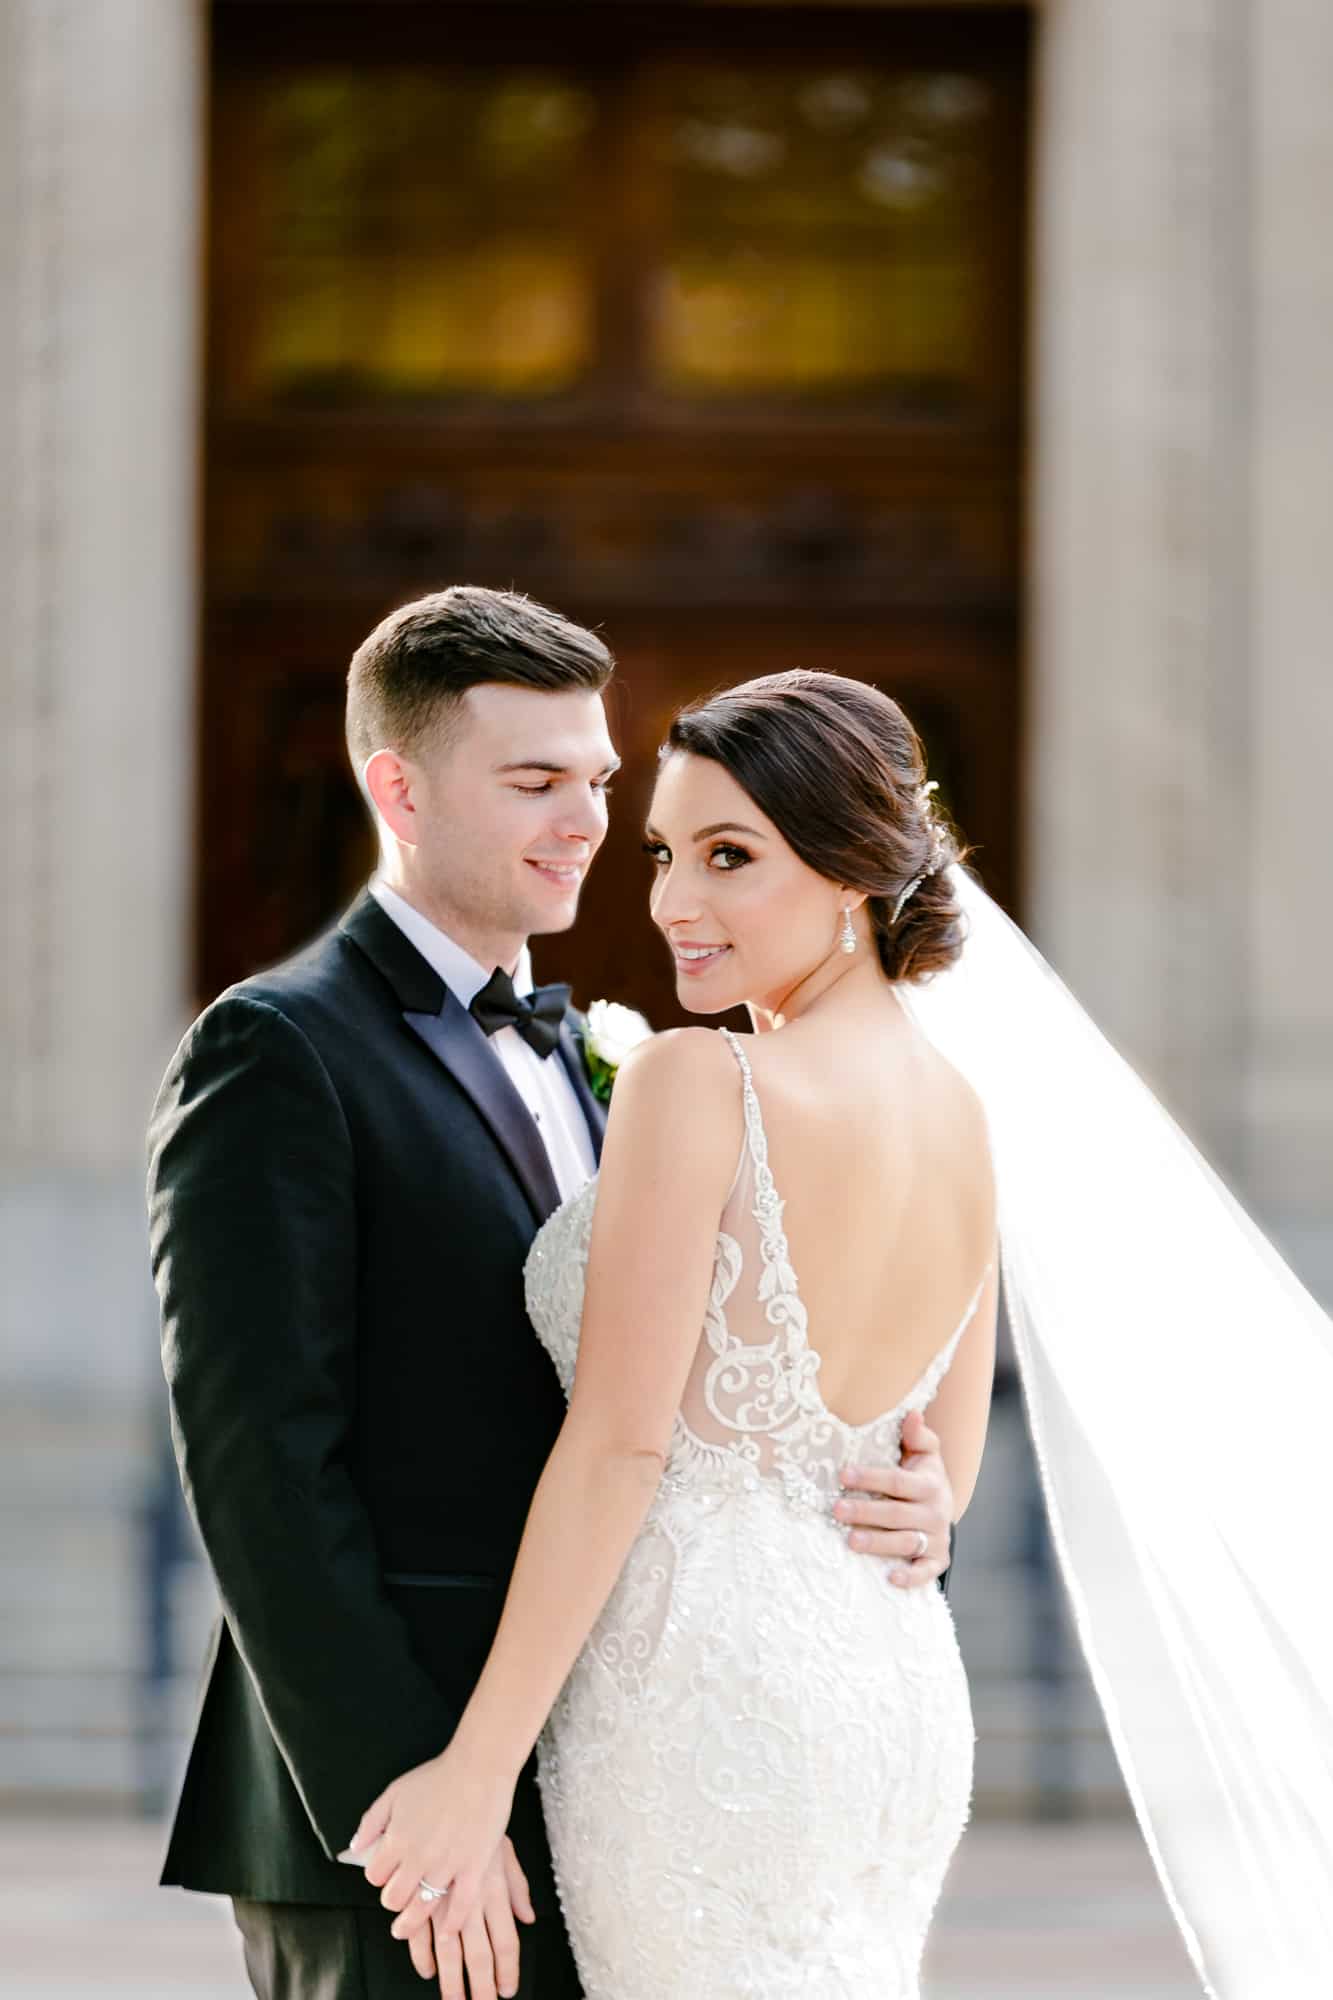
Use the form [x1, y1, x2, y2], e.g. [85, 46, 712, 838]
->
[521, 1024, 988, 2000]
[666, 1027, 991, 1520]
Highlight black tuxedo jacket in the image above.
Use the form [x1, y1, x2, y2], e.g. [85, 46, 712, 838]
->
[148, 892, 605, 1907]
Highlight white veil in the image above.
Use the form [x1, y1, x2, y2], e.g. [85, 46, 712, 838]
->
[898, 864, 1333, 2000]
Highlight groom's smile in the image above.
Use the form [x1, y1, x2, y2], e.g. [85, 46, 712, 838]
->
[525, 857, 588, 886]
[363, 679, 618, 970]
[365, 680, 620, 970]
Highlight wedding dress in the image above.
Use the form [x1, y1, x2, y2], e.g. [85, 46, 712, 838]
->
[524, 1027, 991, 2000]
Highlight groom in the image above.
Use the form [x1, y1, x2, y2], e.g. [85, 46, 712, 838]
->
[148, 586, 957, 2000]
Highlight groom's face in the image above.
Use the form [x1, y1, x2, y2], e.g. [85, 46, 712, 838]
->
[410, 683, 619, 952]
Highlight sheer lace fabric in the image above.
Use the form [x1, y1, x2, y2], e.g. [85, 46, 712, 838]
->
[524, 1028, 985, 1999]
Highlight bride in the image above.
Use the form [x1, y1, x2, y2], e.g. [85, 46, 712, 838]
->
[350, 671, 1333, 2000]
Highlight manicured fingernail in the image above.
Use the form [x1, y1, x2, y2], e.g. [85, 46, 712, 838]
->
[850, 1531, 866, 1550]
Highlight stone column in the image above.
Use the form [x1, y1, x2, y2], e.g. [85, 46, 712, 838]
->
[0, 0, 203, 1796]
[0, 0, 203, 1404]
[1245, 0, 1333, 1295]
[1029, 0, 1331, 1296]
[1028, 0, 1254, 1163]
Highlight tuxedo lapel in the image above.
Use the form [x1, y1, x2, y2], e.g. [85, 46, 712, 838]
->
[404, 996, 563, 1227]
[557, 1022, 607, 1163]
[339, 891, 445, 1013]
[339, 890, 562, 1226]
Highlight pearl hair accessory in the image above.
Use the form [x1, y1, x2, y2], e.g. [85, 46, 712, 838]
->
[891, 780, 949, 925]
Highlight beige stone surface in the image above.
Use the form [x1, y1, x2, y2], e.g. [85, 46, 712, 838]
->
[0, 0, 1328, 1835]
[0, 1814, 1201, 1999]
[1030, 0, 1333, 1299]
[0, 0, 203, 1416]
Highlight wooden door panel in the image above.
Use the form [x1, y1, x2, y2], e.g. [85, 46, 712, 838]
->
[200, 4, 1030, 1008]
[556, 609, 1019, 1026]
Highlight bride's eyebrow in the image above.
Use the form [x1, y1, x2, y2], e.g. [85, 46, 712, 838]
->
[690, 821, 766, 842]
[642, 821, 767, 843]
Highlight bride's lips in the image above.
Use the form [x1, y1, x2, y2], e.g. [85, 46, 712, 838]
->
[672, 943, 732, 977]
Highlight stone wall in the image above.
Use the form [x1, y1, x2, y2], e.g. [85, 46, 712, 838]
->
[0, 0, 202, 1797]
[1030, 0, 1332, 1297]
[1, 0, 1328, 1807]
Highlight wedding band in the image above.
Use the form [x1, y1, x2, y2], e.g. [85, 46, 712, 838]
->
[417, 1879, 450, 1904]
[912, 1530, 929, 1560]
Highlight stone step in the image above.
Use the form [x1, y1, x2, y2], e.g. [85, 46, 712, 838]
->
[0, 1398, 1119, 1810]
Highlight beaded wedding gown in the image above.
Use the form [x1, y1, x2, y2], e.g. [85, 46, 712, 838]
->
[524, 1029, 988, 2000]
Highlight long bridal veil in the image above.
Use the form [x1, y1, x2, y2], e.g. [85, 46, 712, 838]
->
[899, 864, 1333, 2000]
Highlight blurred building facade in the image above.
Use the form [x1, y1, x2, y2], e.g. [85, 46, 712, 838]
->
[2, 0, 1329, 1808]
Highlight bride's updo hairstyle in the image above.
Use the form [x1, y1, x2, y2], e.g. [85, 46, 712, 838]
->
[664, 670, 970, 984]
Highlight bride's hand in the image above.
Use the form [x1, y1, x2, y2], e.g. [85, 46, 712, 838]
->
[347, 1745, 524, 1950]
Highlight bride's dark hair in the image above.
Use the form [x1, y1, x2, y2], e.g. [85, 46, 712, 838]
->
[664, 670, 970, 984]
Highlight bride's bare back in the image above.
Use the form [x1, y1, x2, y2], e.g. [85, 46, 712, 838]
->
[714, 993, 997, 1507]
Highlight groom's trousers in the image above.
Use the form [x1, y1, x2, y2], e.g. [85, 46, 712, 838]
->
[234, 1899, 584, 2000]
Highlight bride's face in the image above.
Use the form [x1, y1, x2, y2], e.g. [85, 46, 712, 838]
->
[646, 752, 849, 1016]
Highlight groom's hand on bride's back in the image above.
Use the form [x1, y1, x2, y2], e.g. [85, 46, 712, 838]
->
[833, 1411, 955, 1590]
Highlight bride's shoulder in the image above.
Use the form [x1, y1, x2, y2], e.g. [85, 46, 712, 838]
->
[603, 1028, 743, 1169]
[613, 1025, 739, 1102]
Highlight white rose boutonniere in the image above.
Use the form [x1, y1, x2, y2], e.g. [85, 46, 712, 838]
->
[583, 999, 654, 1103]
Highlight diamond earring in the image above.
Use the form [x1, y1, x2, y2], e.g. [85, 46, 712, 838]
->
[839, 908, 857, 956]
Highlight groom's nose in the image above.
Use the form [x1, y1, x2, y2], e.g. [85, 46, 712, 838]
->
[550, 787, 606, 847]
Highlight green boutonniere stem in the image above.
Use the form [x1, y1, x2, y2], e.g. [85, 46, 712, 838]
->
[585, 1051, 616, 1104]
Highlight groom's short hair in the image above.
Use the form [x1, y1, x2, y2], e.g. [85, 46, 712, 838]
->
[346, 585, 615, 787]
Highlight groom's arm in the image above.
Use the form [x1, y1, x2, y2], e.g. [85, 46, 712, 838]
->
[149, 992, 455, 1857]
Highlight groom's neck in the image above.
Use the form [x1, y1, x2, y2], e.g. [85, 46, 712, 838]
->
[376, 870, 526, 978]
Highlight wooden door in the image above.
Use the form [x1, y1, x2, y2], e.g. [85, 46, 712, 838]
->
[202, 3, 1030, 1023]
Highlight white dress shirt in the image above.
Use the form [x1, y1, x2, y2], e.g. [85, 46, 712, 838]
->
[369, 880, 597, 1204]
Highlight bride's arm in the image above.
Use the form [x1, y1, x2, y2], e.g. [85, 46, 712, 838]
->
[352, 1027, 740, 1939]
[922, 1254, 999, 1520]
[453, 1026, 738, 1759]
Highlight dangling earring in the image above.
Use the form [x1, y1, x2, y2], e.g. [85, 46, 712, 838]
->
[839, 907, 857, 956]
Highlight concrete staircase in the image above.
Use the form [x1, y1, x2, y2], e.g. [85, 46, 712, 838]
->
[949, 1391, 1126, 1813]
[1, 1395, 1125, 1816]
[0, 1401, 213, 1809]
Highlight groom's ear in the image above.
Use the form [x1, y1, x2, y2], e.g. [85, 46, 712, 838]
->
[364, 748, 418, 846]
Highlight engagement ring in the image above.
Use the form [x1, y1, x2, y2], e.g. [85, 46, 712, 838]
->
[417, 1879, 450, 1904]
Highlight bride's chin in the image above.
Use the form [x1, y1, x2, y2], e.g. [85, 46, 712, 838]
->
[675, 986, 742, 1017]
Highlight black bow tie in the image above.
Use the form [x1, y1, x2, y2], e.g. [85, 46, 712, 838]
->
[469, 966, 571, 1060]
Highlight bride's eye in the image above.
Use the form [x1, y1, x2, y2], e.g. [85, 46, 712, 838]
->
[642, 840, 670, 867]
[709, 844, 752, 871]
